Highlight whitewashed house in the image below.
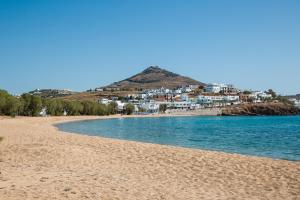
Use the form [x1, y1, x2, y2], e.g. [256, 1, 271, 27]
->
[134, 105, 139, 112]
[165, 101, 191, 110]
[258, 92, 272, 99]
[181, 94, 189, 101]
[204, 83, 222, 93]
[140, 100, 159, 113]
[98, 98, 111, 105]
[198, 95, 213, 105]
[198, 95, 240, 107]
[139, 93, 147, 99]
[295, 100, 300, 108]
[116, 101, 125, 112]
[183, 87, 192, 93]
[249, 91, 272, 102]
[39, 108, 47, 117]
[175, 89, 182, 94]
[223, 95, 240, 102]
[95, 88, 104, 92]
[189, 85, 200, 90]
[204, 83, 237, 94]
[289, 99, 300, 108]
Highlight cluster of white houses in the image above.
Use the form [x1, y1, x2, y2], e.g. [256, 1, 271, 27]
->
[98, 83, 275, 113]
[289, 96, 300, 108]
[204, 83, 238, 94]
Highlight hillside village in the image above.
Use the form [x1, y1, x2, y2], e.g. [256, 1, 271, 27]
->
[97, 82, 277, 114]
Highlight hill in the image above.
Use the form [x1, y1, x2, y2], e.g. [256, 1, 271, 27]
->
[103, 66, 205, 90]
[28, 89, 77, 98]
[55, 66, 205, 101]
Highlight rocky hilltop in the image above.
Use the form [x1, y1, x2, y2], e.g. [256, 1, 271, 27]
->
[105, 66, 205, 90]
[222, 103, 300, 116]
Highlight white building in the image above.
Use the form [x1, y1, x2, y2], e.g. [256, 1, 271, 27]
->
[258, 92, 272, 99]
[204, 83, 236, 94]
[223, 95, 240, 102]
[249, 91, 272, 102]
[197, 95, 240, 107]
[168, 101, 191, 109]
[181, 94, 189, 101]
[140, 101, 159, 113]
[98, 98, 111, 105]
[139, 93, 147, 99]
[289, 99, 300, 108]
[95, 88, 104, 92]
[127, 94, 138, 98]
[116, 101, 125, 111]
[183, 87, 192, 93]
[188, 85, 200, 90]
[198, 96, 213, 105]
[204, 83, 223, 93]
[174, 89, 182, 94]
[134, 105, 139, 112]
[295, 100, 300, 108]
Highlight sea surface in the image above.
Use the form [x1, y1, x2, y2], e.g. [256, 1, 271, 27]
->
[56, 116, 300, 161]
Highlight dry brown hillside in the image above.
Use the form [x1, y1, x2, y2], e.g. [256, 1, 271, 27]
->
[105, 66, 205, 90]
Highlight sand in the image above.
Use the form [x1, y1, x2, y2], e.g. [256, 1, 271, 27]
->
[0, 116, 299, 200]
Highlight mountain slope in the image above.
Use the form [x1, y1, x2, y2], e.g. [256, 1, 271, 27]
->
[105, 66, 205, 90]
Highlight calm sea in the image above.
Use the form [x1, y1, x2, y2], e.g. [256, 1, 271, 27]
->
[56, 116, 300, 161]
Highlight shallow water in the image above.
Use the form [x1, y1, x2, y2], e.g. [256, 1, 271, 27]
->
[57, 116, 300, 161]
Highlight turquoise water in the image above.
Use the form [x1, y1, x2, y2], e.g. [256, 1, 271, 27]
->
[56, 116, 300, 161]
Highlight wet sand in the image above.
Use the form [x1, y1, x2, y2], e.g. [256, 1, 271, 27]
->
[0, 116, 299, 200]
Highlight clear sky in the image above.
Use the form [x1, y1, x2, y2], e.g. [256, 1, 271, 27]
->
[0, 0, 299, 95]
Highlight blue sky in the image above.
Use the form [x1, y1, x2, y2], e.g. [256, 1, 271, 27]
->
[0, 0, 299, 95]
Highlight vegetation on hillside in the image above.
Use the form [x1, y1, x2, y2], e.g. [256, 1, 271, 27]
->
[0, 89, 118, 117]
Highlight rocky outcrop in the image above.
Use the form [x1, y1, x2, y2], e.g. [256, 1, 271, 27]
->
[222, 103, 300, 116]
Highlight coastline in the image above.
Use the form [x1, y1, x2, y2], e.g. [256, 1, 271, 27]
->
[0, 116, 299, 199]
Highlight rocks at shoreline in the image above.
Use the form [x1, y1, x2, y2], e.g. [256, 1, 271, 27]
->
[222, 103, 300, 116]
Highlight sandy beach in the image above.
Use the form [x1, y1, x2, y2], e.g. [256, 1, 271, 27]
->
[0, 116, 299, 200]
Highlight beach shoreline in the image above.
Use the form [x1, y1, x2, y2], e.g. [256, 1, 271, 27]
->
[0, 115, 299, 199]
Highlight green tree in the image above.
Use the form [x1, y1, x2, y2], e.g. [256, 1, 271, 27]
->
[96, 103, 107, 115]
[4, 96, 20, 117]
[82, 101, 96, 115]
[0, 90, 21, 117]
[20, 93, 33, 116]
[275, 96, 293, 105]
[107, 102, 118, 115]
[64, 101, 83, 116]
[54, 100, 64, 115]
[159, 104, 167, 113]
[243, 90, 251, 95]
[29, 95, 42, 116]
[266, 89, 277, 98]
[124, 103, 135, 115]
[0, 90, 8, 115]
[43, 99, 64, 116]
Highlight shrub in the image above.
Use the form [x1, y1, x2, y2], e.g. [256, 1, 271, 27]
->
[124, 103, 135, 115]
